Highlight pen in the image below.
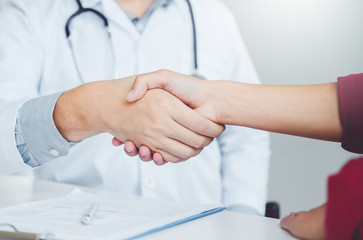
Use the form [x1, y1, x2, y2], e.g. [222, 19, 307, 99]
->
[81, 202, 99, 225]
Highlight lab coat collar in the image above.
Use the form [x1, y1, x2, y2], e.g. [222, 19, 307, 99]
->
[79, 0, 175, 9]
[100, 0, 175, 38]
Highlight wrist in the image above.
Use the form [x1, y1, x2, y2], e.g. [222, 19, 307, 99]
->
[211, 81, 251, 125]
[53, 82, 105, 142]
[208, 80, 231, 124]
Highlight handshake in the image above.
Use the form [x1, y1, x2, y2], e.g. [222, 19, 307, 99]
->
[54, 70, 225, 166]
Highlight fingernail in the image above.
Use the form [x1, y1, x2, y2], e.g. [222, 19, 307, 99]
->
[126, 148, 132, 153]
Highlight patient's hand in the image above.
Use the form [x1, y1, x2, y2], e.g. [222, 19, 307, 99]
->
[280, 203, 326, 240]
[113, 88, 223, 163]
[113, 70, 225, 164]
[112, 70, 225, 165]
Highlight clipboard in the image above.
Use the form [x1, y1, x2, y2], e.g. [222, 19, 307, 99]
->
[126, 207, 226, 240]
[0, 189, 226, 240]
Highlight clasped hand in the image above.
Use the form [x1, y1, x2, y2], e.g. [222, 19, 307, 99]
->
[54, 75, 224, 165]
[112, 70, 223, 165]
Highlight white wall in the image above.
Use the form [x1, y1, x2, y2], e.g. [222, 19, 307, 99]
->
[220, 0, 363, 216]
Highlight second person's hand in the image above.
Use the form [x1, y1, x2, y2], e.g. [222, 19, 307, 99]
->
[116, 70, 225, 164]
[54, 76, 224, 164]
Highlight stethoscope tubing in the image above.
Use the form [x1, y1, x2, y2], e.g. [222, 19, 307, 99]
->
[66, 0, 199, 82]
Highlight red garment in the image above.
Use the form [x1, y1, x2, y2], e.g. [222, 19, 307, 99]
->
[337, 73, 363, 153]
[325, 157, 363, 240]
[325, 73, 363, 240]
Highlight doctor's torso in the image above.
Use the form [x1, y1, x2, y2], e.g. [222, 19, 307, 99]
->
[35, 0, 230, 95]
[1, 0, 263, 206]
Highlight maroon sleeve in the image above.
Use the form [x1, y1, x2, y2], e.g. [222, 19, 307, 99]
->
[337, 73, 363, 153]
[325, 157, 363, 240]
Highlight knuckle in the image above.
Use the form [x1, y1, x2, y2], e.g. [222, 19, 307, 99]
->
[183, 148, 197, 159]
[203, 137, 214, 147]
[192, 148, 203, 158]
[194, 138, 205, 149]
[217, 125, 226, 136]
[198, 124, 208, 135]
[151, 120, 167, 133]
[193, 136, 212, 149]
[134, 74, 144, 84]
[155, 97, 172, 110]
[157, 69, 170, 76]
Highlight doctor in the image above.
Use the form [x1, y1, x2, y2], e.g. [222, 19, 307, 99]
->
[0, 0, 270, 215]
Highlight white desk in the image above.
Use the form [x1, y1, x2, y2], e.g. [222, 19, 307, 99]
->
[0, 175, 296, 240]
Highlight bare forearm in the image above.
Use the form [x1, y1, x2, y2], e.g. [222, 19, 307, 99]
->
[53, 78, 133, 142]
[53, 83, 104, 142]
[212, 81, 342, 142]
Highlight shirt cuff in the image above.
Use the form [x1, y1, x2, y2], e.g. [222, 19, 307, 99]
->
[17, 92, 71, 167]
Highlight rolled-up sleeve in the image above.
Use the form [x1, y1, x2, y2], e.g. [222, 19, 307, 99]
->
[337, 73, 363, 153]
[16, 93, 71, 167]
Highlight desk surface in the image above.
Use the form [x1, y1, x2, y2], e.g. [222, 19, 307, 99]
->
[0, 175, 296, 240]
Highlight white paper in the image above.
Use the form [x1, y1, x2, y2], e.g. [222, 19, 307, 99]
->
[0, 189, 219, 240]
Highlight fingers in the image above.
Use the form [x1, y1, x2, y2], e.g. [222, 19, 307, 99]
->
[173, 104, 225, 138]
[153, 148, 189, 164]
[152, 153, 167, 165]
[168, 119, 215, 149]
[121, 137, 202, 165]
[124, 141, 139, 157]
[158, 139, 199, 162]
[112, 137, 124, 146]
[139, 146, 153, 162]
[280, 205, 326, 240]
[122, 85, 221, 165]
[280, 212, 299, 232]
[123, 142, 154, 161]
[126, 70, 170, 102]
[123, 141, 162, 165]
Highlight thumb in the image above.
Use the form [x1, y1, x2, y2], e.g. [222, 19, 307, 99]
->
[126, 70, 170, 102]
[126, 79, 148, 103]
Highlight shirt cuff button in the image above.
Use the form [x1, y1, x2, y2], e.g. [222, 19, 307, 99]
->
[50, 149, 59, 157]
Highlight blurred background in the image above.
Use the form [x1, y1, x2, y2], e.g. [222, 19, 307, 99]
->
[221, 0, 362, 216]
[0, 0, 362, 217]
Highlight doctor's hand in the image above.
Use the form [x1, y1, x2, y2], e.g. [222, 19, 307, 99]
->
[116, 70, 225, 164]
[53, 76, 224, 163]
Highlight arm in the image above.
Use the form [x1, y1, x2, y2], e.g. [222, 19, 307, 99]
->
[127, 70, 343, 142]
[211, 81, 342, 142]
[53, 77, 224, 163]
[121, 70, 342, 164]
[218, 12, 270, 214]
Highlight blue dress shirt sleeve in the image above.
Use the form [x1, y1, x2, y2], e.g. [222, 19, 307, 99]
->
[15, 93, 71, 167]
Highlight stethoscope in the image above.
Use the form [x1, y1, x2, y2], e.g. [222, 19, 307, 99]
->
[65, 0, 203, 83]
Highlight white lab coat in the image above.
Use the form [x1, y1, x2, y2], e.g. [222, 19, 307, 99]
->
[0, 0, 270, 213]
